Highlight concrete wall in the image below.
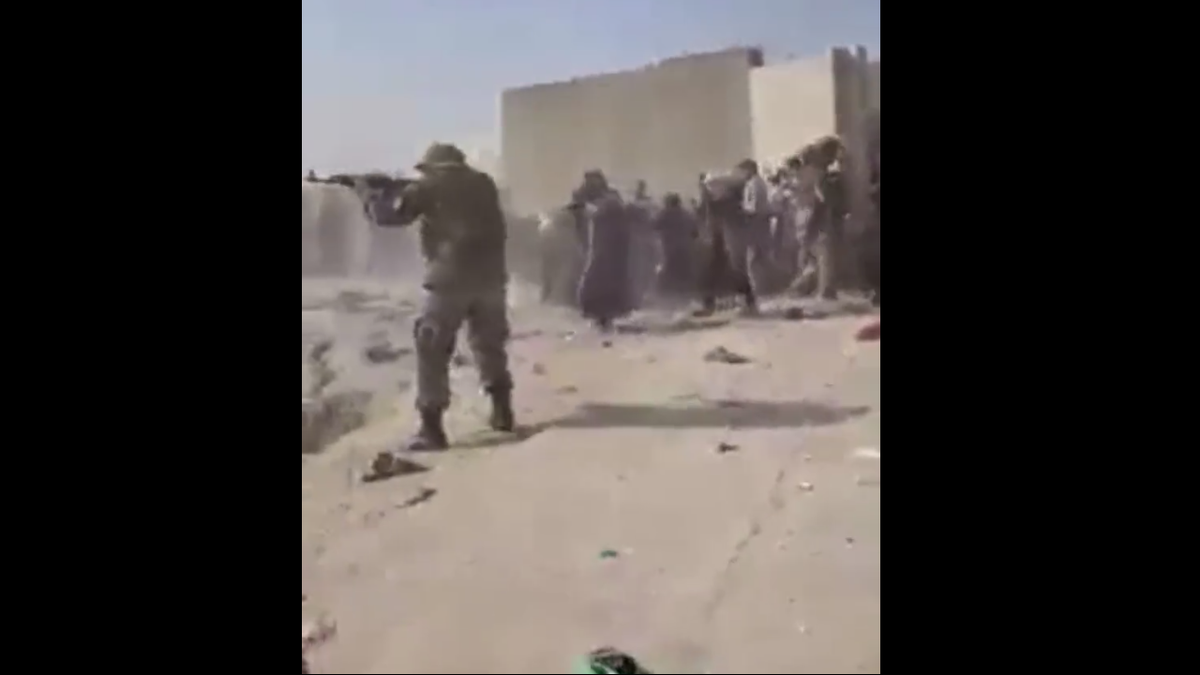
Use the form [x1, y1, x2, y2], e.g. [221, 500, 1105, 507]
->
[749, 55, 837, 167]
[501, 48, 760, 214]
[749, 50, 879, 168]
[500, 47, 879, 215]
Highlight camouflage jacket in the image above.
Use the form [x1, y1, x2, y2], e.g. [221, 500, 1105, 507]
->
[809, 169, 848, 235]
[393, 166, 508, 291]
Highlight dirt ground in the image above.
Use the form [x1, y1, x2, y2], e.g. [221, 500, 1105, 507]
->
[302, 281, 880, 674]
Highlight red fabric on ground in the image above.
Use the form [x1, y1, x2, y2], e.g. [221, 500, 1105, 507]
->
[855, 319, 881, 342]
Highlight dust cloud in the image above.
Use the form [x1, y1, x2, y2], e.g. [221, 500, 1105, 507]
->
[302, 180, 546, 308]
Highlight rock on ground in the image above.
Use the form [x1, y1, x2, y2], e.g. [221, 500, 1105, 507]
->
[302, 279, 880, 674]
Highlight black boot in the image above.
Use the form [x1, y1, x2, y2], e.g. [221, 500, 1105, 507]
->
[407, 407, 449, 451]
[486, 386, 516, 433]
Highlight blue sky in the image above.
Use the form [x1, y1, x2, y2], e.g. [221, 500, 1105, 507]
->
[301, 0, 881, 174]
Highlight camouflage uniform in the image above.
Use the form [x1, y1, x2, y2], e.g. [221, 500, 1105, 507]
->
[812, 169, 847, 300]
[382, 143, 515, 449]
[796, 137, 846, 300]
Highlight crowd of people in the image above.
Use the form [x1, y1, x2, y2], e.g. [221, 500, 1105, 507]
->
[308, 136, 879, 453]
[543, 134, 881, 330]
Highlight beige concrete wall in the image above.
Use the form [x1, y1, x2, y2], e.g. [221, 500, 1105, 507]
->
[749, 55, 837, 166]
[501, 48, 759, 214]
[500, 47, 879, 214]
[747, 50, 879, 167]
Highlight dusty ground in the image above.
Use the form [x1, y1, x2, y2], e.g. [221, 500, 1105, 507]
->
[302, 280, 880, 674]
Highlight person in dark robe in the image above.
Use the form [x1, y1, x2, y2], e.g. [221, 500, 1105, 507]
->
[652, 192, 698, 297]
[577, 189, 633, 331]
[626, 179, 658, 306]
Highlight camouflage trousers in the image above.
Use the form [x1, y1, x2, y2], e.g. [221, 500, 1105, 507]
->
[794, 214, 843, 299]
[413, 286, 512, 411]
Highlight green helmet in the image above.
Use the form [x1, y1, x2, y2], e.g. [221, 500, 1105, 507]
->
[415, 142, 467, 170]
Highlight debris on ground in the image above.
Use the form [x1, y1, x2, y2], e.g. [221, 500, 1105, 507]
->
[302, 613, 337, 673]
[363, 452, 429, 483]
[308, 338, 333, 364]
[797, 481, 815, 492]
[598, 549, 621, 559]
[531, 362, 547, 375]
[363, 342, 411, 364]
[302, 615, 337, 650]
[306, 340, 337, 394]
[703, 346, 751, 364]
[574, 647, 654, 674]
[395, 486, 438, 509]
[302, 392, 370, 455]
[716, 441, 739, 454]
[855, 319, 881, 342]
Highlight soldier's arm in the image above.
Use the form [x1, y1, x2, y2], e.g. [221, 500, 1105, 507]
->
[384, 182, 429, 227]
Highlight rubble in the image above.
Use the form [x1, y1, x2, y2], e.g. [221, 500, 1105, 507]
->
[703, 346, 752, 364]
[301, 392, 369, 455]
[363, 342, 411, 364]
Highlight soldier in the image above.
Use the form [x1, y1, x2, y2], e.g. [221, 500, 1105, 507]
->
[798, 136, 846, 300]
[379, 142, 515, 450]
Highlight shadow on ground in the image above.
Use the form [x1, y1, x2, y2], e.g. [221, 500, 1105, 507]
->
[756, 299, 877, 322]
[380, 402, 866, 459]
[453, 423, 552, 450]
[616, 317, 732, 336]
[550, 400, 870, 429]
